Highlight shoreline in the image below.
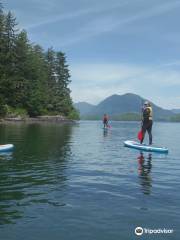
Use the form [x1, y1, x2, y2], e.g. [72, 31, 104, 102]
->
[0, 115, 75, 124]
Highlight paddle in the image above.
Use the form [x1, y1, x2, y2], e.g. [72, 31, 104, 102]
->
[137, 129, 143, 141]
[103, 124, 111, 129]
[137, 99, 143, 142]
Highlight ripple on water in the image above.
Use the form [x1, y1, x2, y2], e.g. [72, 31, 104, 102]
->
[0, 122, 180, 240]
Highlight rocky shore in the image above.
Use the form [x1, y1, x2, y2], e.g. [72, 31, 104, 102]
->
[0, 115, 75, 123]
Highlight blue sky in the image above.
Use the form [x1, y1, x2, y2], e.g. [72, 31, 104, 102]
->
[4, 0, 180, 109]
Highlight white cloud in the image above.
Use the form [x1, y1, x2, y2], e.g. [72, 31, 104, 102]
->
[57, 1, 180, 47]
[70, 62, 180, 109]
[25, 1, 128, 30]
[71, 84, 133, 105]
[13, 0, 180, 47]
[70, 63, 146, 83]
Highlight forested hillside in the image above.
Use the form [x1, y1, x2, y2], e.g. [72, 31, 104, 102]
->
[0, 3, 78, 119]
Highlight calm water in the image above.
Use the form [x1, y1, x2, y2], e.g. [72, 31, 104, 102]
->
[0, 121, 179, 240]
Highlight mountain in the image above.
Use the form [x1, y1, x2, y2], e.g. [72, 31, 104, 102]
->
[75, 93, 175, 121]
[171, 109, 180, 114]
[74, 102, 95, 115]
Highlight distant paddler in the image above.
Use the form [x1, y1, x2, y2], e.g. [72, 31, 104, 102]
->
[140, 101, 153, 145]
[103, 113, 109, 129]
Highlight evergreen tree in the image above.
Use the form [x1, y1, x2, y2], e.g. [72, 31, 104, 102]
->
[0, 3, 79, 119]
[0, 3, 6, 115]
[55, 52, 72, 115]
[24, 44, 48, 116]
[1, 11, 18, 106]
[13, 30, 30, 106]
[0, 3, 4, 61]
[46, 47, 57, 112]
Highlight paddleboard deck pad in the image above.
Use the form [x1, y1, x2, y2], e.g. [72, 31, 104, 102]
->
[0, 144, 14, 152]
[124, 140, 168, 153]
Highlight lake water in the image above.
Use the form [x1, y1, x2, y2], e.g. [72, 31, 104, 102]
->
[0, 121, 179, 240]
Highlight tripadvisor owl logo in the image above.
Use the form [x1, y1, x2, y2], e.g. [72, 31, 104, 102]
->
[135, 227, 143, 236]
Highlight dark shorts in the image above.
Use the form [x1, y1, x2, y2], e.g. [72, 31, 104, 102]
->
[142, 120, 153, 132]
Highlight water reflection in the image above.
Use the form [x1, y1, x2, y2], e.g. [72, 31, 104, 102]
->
[103, 128, 108, 137]
[0, 152, 13, 160]
[0, 123, 73, 225]
[137, 152, 152, 195]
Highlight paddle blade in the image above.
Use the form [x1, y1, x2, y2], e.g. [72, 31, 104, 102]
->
[137, 130, 143, 141]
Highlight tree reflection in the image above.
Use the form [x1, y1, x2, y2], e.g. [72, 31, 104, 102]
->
[0, 123, 73, 225]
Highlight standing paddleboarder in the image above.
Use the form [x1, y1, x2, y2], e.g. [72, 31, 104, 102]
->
[103, 114, 109, 129]
[140, 101, 153, 145]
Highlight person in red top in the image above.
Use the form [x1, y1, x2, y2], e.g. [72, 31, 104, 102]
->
[103, 114, 109, 128]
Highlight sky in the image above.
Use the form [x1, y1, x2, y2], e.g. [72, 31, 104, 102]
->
[3, 0, 180, 109]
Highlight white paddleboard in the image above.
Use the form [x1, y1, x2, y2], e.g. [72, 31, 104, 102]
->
[124, 140, 168, 153]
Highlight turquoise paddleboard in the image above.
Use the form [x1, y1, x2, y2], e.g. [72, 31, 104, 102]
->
[0, 144, 14, 152]
[124, 140, 168, 153]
